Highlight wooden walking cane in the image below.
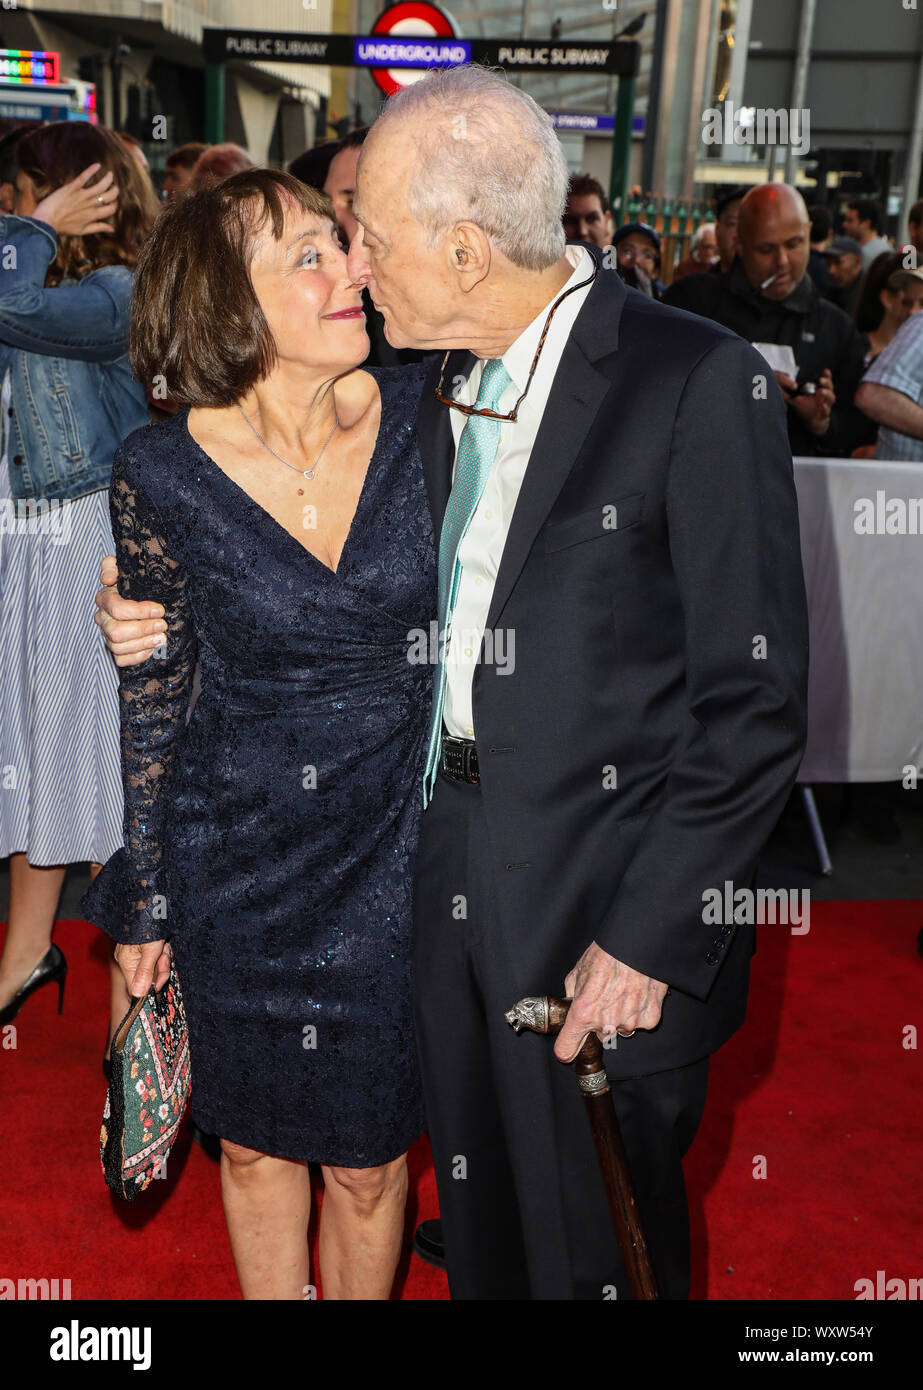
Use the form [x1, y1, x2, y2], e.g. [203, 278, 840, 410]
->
[505, 995, 660, 1300]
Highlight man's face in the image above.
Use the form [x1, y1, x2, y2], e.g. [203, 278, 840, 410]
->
[348, 129, 460, 349]
[695, 227, 717, 262]
[842, 206, 866, 240]
[163, 163, 194, 199]
[715, 199, 741, 269]
[738, 201, 810, 300]
[826, 251, 862, 289]
[616, 233, 658, 276]
[323, 145, 361, 245]
[562, 193, 613, 248]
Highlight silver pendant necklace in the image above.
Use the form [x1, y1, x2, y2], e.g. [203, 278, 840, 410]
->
[236, 402, 339, 494]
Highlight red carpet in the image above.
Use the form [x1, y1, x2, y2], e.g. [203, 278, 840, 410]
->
[1, 903, 919, 1299]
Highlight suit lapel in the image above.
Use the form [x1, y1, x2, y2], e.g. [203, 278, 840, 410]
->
[483, 340, 612, 634]
[484, 264, 627, 633]
[413, 260, 629, 632]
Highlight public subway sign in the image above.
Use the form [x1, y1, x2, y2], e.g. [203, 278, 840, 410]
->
[364, 1, 463, 96]
[201, 30, 639, 79]
[354, 40, 471, 68]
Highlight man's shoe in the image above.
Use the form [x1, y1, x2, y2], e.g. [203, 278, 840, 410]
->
[412, 1219, 446, 1270]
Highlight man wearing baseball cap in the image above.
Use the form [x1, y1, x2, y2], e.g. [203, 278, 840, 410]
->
[611, 221, 663, 298]
[821, 237, 864, 318]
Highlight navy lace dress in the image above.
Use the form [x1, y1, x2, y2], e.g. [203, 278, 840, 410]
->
[81, 364, 437, 1167]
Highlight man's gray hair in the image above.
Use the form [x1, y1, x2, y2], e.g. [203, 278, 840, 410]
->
[376, 65, 568, 271]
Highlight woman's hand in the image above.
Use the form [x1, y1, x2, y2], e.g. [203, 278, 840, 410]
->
[31, 163, 118, 237]
[114, 939, 171, 999]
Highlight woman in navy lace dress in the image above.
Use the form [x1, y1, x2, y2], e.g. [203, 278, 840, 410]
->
[81, 170, 436, 1299]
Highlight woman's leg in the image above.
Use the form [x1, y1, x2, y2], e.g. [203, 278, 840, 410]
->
[220, 1139, 312, 1300]
[89, 862, 131, 1060]
[0, 854, 65, 1010]
[318, 1153, 408, 1300]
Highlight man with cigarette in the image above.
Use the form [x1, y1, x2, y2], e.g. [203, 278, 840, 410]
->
[664, 184, 867, 457]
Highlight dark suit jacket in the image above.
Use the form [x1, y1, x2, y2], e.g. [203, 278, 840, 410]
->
[415, 252, 809, 1077]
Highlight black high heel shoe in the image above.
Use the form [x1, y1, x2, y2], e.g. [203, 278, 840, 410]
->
[0, 942, 67, 1025]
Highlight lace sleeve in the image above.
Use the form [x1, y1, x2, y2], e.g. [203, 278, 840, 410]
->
[106, 441, 198, 943]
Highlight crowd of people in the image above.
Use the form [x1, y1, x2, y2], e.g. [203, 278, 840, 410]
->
[563, 173, 923, 461]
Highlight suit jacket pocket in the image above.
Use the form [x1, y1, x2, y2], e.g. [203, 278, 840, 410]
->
[537, 492, 644, 553]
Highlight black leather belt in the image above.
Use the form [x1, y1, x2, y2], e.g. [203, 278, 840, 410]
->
[440, 734, 479, 784]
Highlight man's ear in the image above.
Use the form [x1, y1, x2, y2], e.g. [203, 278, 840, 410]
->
[447, 221, 491, 290]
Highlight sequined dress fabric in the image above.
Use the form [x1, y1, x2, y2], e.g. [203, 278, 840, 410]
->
[81, 364, 437, 1166]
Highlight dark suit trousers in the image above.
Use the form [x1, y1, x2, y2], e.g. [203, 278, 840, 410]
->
[412, 771, 710, 1300]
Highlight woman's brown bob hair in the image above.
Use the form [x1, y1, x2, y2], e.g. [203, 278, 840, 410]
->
[17, 122, 160, 286]
[130, 169, 337, 407]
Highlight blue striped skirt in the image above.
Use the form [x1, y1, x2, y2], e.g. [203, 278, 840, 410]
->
[0, 400, 124, 866]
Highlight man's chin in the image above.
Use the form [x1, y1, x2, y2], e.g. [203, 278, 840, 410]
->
[379, 314, 412, 350]
[373, 301, 439, 352]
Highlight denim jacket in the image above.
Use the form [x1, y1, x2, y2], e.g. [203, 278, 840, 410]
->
[0, 213, 150, 502]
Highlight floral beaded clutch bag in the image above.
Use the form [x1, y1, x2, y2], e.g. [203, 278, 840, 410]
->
[100, 957, 191, 1201]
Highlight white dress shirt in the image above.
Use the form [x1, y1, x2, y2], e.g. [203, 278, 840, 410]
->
[443, 243, 596, 739]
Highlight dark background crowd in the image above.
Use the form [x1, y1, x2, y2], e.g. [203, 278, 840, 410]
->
[4, 111, 921, 458]
[562, 170, 923, 464]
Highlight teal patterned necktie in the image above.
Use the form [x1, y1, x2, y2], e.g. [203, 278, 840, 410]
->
[422, 358, 513, 806]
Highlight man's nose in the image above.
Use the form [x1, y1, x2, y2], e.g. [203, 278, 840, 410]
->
[347, 231, 371, 286]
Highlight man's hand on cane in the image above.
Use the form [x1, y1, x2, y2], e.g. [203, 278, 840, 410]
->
[554, 941, 669, 1063]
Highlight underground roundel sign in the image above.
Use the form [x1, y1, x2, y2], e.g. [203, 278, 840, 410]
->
[368, 1, 462, 97]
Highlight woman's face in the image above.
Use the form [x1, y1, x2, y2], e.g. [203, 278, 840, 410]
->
[248, 208, 368, 377]
[882, 281, 923, 329]
[897, 281, 923, 324]
[14, 170, 38, 217]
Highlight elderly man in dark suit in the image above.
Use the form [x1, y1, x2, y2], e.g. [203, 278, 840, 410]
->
[93, 65, 808, 1300]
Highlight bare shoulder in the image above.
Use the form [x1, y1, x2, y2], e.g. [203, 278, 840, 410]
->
[334, 367, 382, 432]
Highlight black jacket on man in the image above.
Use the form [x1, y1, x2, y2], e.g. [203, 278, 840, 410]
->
[663, 256, 867, 457]
[415, 252, 809, 1078]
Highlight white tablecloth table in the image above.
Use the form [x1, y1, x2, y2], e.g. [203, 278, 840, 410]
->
[794, 456, 923, 783]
